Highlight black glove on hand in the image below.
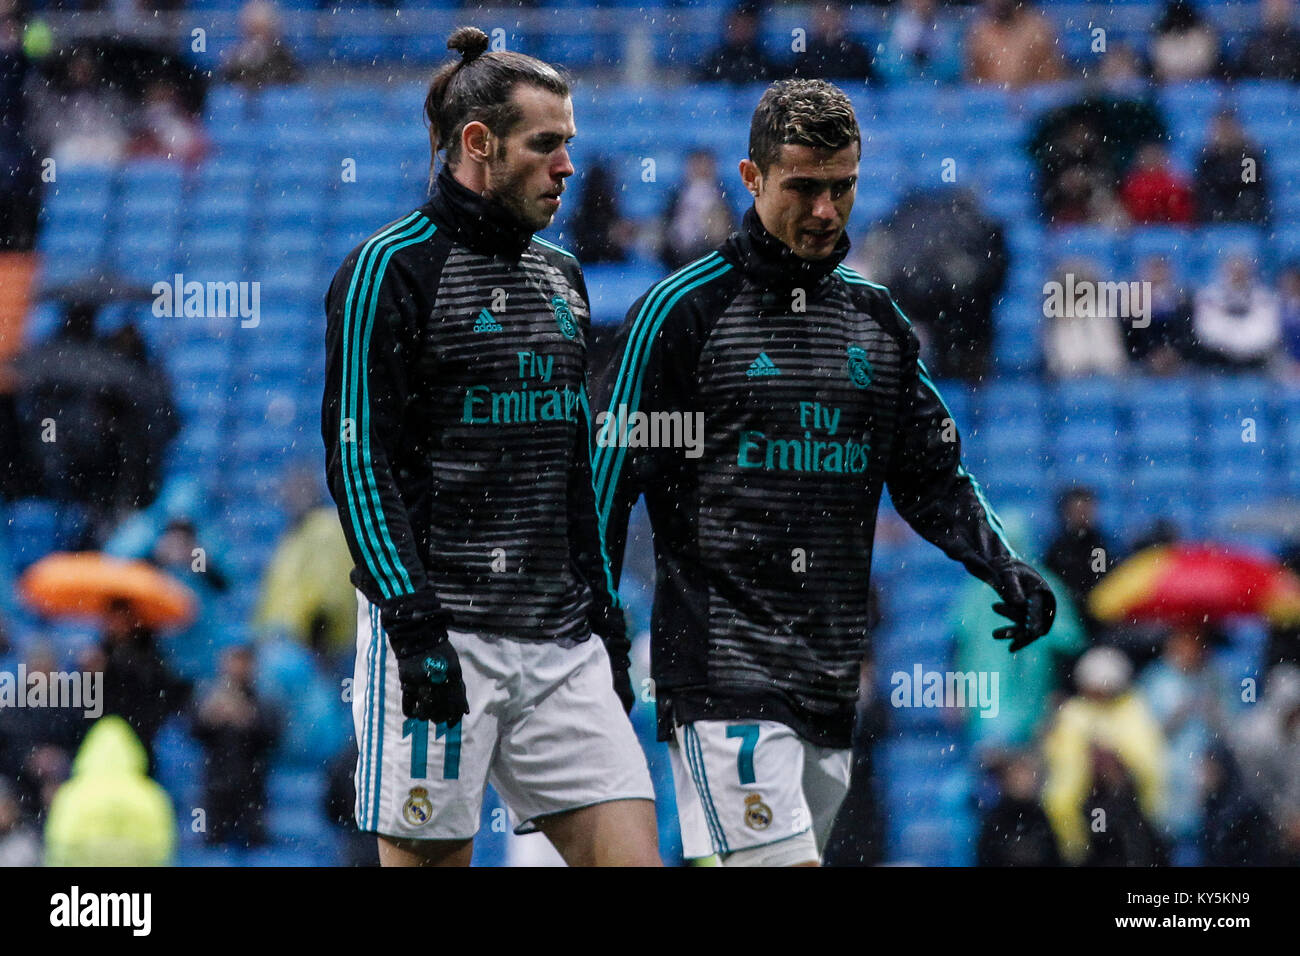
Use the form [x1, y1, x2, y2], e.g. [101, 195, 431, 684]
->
[990, 561, 1057, 652]
[382, 591, 469, 727]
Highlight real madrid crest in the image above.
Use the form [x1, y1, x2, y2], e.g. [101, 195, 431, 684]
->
[402, 786, 434, 827]
[552, 295, 577, 339]
[743, 793, 773, 831]
[846, 345, 872, 389]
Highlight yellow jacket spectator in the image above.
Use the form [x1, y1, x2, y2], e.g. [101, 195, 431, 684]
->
[254, 506, 358, 655]
[45, 716, 176, 866]
[1042, 647, 1168, 863]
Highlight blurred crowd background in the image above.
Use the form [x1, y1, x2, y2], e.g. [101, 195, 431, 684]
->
[1, 0, 1300, 866]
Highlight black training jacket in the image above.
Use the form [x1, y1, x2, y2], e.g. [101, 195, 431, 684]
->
[593, 207, 1022, 747]
[322, 167, 623, 649]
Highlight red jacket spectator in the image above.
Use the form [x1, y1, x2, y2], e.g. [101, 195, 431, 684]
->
[1121, 145, 1194, 224]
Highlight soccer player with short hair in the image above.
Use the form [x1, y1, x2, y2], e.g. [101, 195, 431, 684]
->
[594, 79, 1055, 866]
[322, 27, 658, 867]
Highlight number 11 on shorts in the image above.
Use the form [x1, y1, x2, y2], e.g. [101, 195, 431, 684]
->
[726, 723, 760, 784]
[403, 719, 462, 780]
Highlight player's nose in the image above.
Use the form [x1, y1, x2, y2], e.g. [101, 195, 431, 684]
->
[553, 147, 575, 179]
[811, 192, 837, 222]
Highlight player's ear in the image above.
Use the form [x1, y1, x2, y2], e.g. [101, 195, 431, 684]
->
[462, 121, 492, 165]
[739, 158, 761, 198]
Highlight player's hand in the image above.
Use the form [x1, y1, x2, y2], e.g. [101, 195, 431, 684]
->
[592, 607, 635, 713]
[393, 636, 469, 725]
[610, 655, 635, 714]
[382, 592, 470, 726]
[990, 561, 1056, 652]
[599, 631, 635, 714]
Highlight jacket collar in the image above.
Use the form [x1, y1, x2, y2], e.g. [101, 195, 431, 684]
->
[425, 166, 535, 260]
[721, 205, 851, 290]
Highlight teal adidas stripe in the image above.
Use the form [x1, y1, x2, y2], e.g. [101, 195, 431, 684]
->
[593, 255, 733, 525]
[340, 213, 424, 598]
[355, 218, 438, 597]
[684, 725, 729, 855]
[361, 603, 379, 829]
[578, 385, 621, 609]
[341, 214, 437, 598]
[533, 235, 576, 259]
[371, 613, 388, 829]
[834, 263, 871, 285]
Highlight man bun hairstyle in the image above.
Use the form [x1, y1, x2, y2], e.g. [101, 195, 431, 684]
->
[423, 26, 570, 174]
[749, 78, 861, 173]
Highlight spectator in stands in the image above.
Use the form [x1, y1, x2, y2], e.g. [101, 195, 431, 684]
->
[879, 0, 962, 85]
[81, 597, 190, 770]
[0, 643, 81, 816]
[192, 644, 280, 848]
[0, 775, 39, 866]
[791, 2, 875, 83]
[1041, 646, 1168, 865]
[965, 0, 1066, 89]
[1231, 663, 1300, 865]
[854, 186, 1007, 382]
[697, 3, 777, 85]
[147, 517, 230, 683]
[1235, 0, 1300, 82]
[34, 48, 129, 169]
[44, 715, 175, 866]
[659, 148, 736, 271]
[1278, 264, 1300, 376]
[1120, 144, 1194, 224]
[16, 308, 179, 546]
[1082, 745, 1170, 865]
[571, 161, 635, 264]
[1194, 111, 1270, 224]
[220, 0, 300, 89]
[254, 466, 357, 663]
[953, 509, 1088, 752]
[1044, 156, 1127, 226]
[1124, 255, 1196, 373]
[0, 0, 38, 251]
[127, 79, 208, 167]
[1191, 253, 1282, 370]
[976, 751, 1062, 866]
[1045, 486, 1115, 640]
[1029, 46, 1168, 225]
[1043, 259, 1129, 378]
[1149, 0, 1222, 82]
[1201, 742, 1275, 866]
[1138, 624, 1236, 863]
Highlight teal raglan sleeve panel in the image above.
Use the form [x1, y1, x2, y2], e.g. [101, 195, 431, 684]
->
[322, 212, 442, 620]
[878, 289, 1026, 585]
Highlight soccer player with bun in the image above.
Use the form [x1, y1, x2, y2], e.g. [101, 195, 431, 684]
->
[594, 79, 1056, 866]
[322, 26, 658, 867]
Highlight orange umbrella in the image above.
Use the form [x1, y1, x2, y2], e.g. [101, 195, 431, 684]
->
[18, 552, 197, 630]
[1088, 543, 1300, 626]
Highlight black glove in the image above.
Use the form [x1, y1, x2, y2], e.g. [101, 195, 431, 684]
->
[593, 609, 635, 714]
[990, 561, 1057, 653]
[382, 591, 470, 727]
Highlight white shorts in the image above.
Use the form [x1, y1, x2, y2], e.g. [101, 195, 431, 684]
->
[669, 719, 851, 861]
[353, 591, 654, 841]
